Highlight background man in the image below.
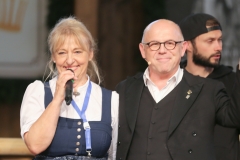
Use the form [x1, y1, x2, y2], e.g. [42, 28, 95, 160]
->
[179, 13, 240, 160]
[116, 18, 240, 160]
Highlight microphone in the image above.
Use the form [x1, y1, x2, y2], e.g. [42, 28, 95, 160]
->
[144, 58, 151, 65]
[65, 69, 74, 105]
[65, 79, 73, 105]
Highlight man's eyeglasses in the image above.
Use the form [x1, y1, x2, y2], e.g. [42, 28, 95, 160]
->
[142, 40, 183, 51]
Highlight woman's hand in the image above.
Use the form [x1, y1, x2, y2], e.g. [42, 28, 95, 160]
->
[53, 70, 77, 103]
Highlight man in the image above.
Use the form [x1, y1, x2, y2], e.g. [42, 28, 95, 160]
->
[179, 13, 240, 160]
[116, 19, 240, 160]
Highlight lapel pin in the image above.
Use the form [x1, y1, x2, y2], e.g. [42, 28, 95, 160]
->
[187, 90, 192, 94]
[186, 90, 192, 99]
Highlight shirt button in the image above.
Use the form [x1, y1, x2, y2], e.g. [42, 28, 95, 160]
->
[77, 128, 81, 132]
[192, 132, 197, 137]
[76, 142, 80, 146]
[75, 153, 78, 156]
[151, 121, 155, 124]
[78, 121, 81, 125]
[149, 136, 152, 139]
[155, 107, 158, 110]
[188, 149, 193, 154]
[147, 152, 151, 155]
[77, 135, 81, 139]
[76, 148, 79, 152]
[118, 125, 121, 128]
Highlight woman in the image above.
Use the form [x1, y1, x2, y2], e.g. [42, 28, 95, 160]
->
[20, 17, 119, 160]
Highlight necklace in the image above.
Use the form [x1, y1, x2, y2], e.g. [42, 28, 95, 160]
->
[73, 90, 80, 97]
[73, 78, 87, 97]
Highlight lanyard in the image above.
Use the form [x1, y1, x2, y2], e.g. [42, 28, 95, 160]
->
[71, 80, 92, 156]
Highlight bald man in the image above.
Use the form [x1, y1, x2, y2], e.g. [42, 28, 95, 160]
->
[115, 19, 240, 160]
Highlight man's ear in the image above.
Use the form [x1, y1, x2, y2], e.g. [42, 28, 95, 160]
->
[186, 41, 193, 52]
[139, 43, 146, 59]
[180, 41, 188, 57]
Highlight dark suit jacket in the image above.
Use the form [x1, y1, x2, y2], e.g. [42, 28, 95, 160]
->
[208, 65, 240, 160]
[116, 69, 240, 160]
[180, 61, 240, 160]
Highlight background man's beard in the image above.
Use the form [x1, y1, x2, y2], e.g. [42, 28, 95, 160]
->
[192, 48, 221, 68]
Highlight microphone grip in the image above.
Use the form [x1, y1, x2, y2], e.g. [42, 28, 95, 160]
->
[65, 79, 73, 105]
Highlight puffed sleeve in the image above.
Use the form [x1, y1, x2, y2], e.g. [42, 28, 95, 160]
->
[108, 91, 119, 160]
[20, 80, 45, 139]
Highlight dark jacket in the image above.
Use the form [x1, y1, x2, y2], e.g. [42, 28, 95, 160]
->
[116, 69, 240, 160]
[181, 60, 240, 160]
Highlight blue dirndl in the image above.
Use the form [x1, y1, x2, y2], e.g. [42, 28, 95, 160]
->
[34, 82, 112, 160]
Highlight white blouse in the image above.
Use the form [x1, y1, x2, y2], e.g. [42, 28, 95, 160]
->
[20, 76, 119, 160]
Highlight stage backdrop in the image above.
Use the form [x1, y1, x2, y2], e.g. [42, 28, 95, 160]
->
[0, 0, 48, 78]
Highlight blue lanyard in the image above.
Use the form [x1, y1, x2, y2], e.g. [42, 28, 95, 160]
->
[71, 80, 92, 156]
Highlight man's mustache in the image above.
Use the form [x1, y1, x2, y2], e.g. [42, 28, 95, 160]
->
[209, 52, 221, 59]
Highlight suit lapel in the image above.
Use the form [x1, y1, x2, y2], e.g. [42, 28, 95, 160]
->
[168, 70, 204, 137]
[125, 75, 144, 133]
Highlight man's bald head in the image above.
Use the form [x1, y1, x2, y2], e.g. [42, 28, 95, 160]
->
[141, 19, 184, 43]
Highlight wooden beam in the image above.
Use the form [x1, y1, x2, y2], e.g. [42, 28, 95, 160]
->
[0, 138, 32, 156]
[74, 0, 99, 39]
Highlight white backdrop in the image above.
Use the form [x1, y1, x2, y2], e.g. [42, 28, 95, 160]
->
[0, 0, 48, 78]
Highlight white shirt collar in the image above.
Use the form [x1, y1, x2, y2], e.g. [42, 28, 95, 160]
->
[143, 66, 183, 87]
